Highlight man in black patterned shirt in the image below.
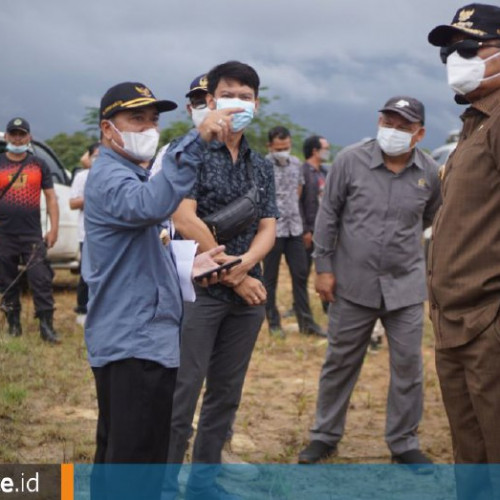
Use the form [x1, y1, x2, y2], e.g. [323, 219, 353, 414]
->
[168, 61, 278, 500]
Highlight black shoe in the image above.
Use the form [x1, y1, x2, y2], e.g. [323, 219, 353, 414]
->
[4, 309, 22, 337]
[38, 311, 61, 344]
[391, 449, 434, 475]
[298, 440, 337, 464]
[301, 323, 327, 338]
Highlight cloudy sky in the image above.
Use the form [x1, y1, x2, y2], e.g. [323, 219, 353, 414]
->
[1, 0, 471, 152]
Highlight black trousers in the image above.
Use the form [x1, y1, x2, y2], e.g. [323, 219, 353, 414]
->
[167, 289, 264, 492]
[0, 233, 54, 314]
[263, 235, 313, 328]
[91, 358, 177, 500]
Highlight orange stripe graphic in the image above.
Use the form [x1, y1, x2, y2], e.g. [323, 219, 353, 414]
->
[61, 464, 74, 500]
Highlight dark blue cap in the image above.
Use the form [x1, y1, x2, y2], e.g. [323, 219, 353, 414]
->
[429, 3, 500, 46]
[185, 74, 208, 98]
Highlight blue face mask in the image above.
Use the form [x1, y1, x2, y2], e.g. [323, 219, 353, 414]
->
[6, 143, 30, 154]
[216, 98, 255, 132]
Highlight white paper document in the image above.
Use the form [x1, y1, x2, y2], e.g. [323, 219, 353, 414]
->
[170, 240, 198, 302]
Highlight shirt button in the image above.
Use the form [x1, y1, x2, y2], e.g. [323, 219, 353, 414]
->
[431, 303, 438, 310]
[427, 269, 432, 276]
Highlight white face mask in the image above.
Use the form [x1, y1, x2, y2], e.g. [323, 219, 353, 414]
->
[191, 107, 210, 128]
[377, 126, 417, 156]
[447, 50, 500, 95]
[108, 121, 159, 162]
[270, 150, 291, 165]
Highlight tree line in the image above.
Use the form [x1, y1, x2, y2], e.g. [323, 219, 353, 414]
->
[46, 90, 338, 172]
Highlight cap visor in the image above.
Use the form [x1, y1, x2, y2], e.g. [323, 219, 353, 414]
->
[428, 24, 490, 46]
[7, 127, 29, 133]
[379, 107, 420, 123]
[185, 87, 208, 98]
[155, 100, 178, 113]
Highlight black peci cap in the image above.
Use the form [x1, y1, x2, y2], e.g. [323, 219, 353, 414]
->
[100, 82, 177, 120]
[428, 3, 500, 46]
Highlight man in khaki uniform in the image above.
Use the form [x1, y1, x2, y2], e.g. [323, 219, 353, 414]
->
[428, 3, 500, 497]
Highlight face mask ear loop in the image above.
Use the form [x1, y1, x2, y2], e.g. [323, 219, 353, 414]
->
[106, 120, 126, 153]
[480, 51, 500, 83]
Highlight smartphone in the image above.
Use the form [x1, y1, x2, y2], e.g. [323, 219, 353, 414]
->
[193, 258, 243, 283]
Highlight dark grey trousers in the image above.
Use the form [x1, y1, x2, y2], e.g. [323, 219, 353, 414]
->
[310, 296, 424, 455]
[168, 288, 265, 467]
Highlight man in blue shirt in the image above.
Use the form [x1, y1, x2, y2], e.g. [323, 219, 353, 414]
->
[83, 81, 238, 500]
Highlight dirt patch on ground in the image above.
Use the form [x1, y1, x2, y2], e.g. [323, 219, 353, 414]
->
[0, 269, 453, 465]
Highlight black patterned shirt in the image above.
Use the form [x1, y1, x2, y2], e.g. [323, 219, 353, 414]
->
[188, 136, 278, 304]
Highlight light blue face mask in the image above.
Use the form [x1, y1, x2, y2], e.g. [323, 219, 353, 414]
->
[6, 143, 30, 154]
[216, 97, 255, 132]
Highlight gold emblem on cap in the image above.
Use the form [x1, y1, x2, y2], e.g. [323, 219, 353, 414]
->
[135, 86, 152, 98]
[199, 76, 208, 88]
[458, 8, 474, 22]
[13, 119, 22, 126]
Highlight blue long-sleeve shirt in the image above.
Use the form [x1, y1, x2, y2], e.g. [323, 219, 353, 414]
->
[82, 130, 200, 368]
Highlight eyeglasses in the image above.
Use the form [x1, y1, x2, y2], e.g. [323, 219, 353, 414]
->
[440, 39, 500, 63]
[189, 99, 207, 110]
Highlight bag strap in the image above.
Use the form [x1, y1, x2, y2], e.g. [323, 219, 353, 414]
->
[244, 154, 255, 186]
[0, 161, 27, 201]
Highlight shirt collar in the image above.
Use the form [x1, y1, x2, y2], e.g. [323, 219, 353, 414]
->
[369, 139, 424, 171]
[100, 146, 149, 180]
[465, 86, 500, 119]
[207, 134, 251, 157]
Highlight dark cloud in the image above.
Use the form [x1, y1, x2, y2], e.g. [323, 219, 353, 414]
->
[1, 0, 466, 151]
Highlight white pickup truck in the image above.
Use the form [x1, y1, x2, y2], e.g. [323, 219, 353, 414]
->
[0, 132, 80, 270]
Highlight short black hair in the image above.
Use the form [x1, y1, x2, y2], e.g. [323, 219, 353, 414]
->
[268, 126, 291, 143]
[207, 61, 260, 97]
[88, 142, 100, 156]
[303, 135, 323, 159]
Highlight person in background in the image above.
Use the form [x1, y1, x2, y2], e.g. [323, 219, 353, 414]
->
[299, 135, 331, 314]
[0, 117, 60, 343]
[264, 126, 325, 338]
[151, 74, 209, 176]
[298, 96, 441, 471]
[69, 142, 99, 325]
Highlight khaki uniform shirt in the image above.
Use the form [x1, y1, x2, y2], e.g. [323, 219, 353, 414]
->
[428, 87, 500, 349]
